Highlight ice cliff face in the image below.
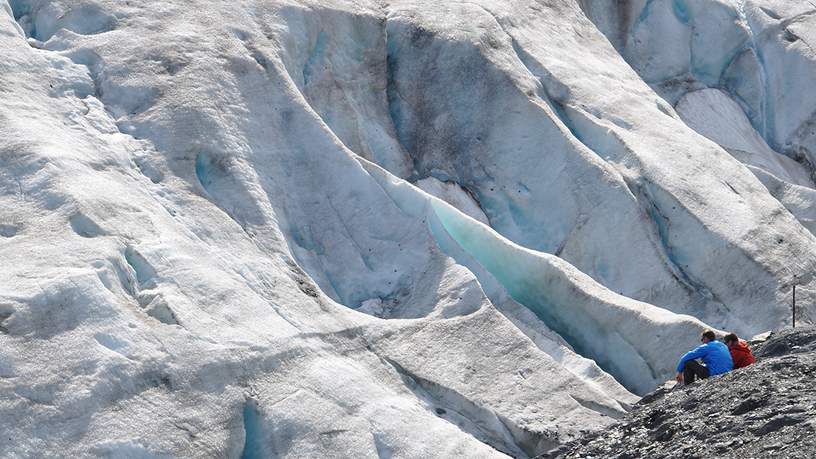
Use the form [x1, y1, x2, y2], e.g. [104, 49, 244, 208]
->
[1, 0, 814, 457]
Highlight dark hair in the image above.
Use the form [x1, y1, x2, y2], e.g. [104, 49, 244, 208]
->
[702, 329, 716, 341]
[723, 333, 739, 344]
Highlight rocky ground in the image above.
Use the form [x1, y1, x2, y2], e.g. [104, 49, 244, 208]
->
[549, 327, 816, 458]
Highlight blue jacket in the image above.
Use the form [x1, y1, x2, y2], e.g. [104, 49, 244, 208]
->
[676, 340, 733, 375]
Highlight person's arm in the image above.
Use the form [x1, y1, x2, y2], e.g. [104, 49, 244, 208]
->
[676, 343, 708, 373]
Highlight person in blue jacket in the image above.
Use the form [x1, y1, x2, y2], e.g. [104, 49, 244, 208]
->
[675, 329, 733, 385]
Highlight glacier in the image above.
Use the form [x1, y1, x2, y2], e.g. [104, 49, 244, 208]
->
[1, 0, 815, 457]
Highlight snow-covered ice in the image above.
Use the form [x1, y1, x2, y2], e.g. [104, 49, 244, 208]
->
[1, 0, 815, 456]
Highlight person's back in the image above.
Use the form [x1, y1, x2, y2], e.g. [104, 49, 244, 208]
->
[724, 333, 756, 369]
[678, 340, 733, 375]
[698, 340, 733, 374]
[676, 329, 733, 385]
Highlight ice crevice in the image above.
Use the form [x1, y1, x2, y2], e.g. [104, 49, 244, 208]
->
[358, 157, 709, 395]
[264, 11, 488, 318]
[383, 16, 427, 180]
[567, 393, 626, 420]
[418, 192, 639, 402]
[500, 25, 724, 311]
[489, 14, 709, 300]
[381, 2, 661, 307]
[230, 328, 556, 457]
[270, 0, 720, 393]
[240, 398, 268, 459]
[121, 245, 180, 326]
[508, 37, 579, 144]
[381, 356, 545, 458]
[623, 174, 716, 299]
[558, 103, 734, 311]
[192, 157, 315, 334]
[738, 0, 773, 143]
[6, 0, 117, 42]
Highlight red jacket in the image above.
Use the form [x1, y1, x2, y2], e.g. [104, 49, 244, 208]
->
[729, 340, 756, 369]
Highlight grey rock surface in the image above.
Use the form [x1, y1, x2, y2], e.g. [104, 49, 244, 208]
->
[552, 327, 816, 459]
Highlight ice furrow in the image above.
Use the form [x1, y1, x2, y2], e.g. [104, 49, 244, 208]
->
[382, 356, 526, 458]
[358, 157, 710, 394]
[739, 0, 773, 143]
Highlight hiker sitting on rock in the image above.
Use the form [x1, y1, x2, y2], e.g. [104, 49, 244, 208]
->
[675, 329, 733, 385]
[724, 332, 756, 369]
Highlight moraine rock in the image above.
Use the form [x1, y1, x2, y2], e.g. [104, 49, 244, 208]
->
[553, 327, 816, 459]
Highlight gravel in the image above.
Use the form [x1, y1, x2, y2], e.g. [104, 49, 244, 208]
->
[544, 327, 816, 459]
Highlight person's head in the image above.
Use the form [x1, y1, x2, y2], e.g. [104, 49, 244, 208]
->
[701, 329, 716, 344]
[724, 332, 739, 348]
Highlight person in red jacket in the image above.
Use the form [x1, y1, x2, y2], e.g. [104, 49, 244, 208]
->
[724, 333, 756, 369]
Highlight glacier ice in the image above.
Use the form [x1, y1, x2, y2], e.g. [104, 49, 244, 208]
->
[676, 87, 816, 234]
[1, 0, 816, 457]
[360, 158, 712, 394]
[583, 0, 816, 170]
